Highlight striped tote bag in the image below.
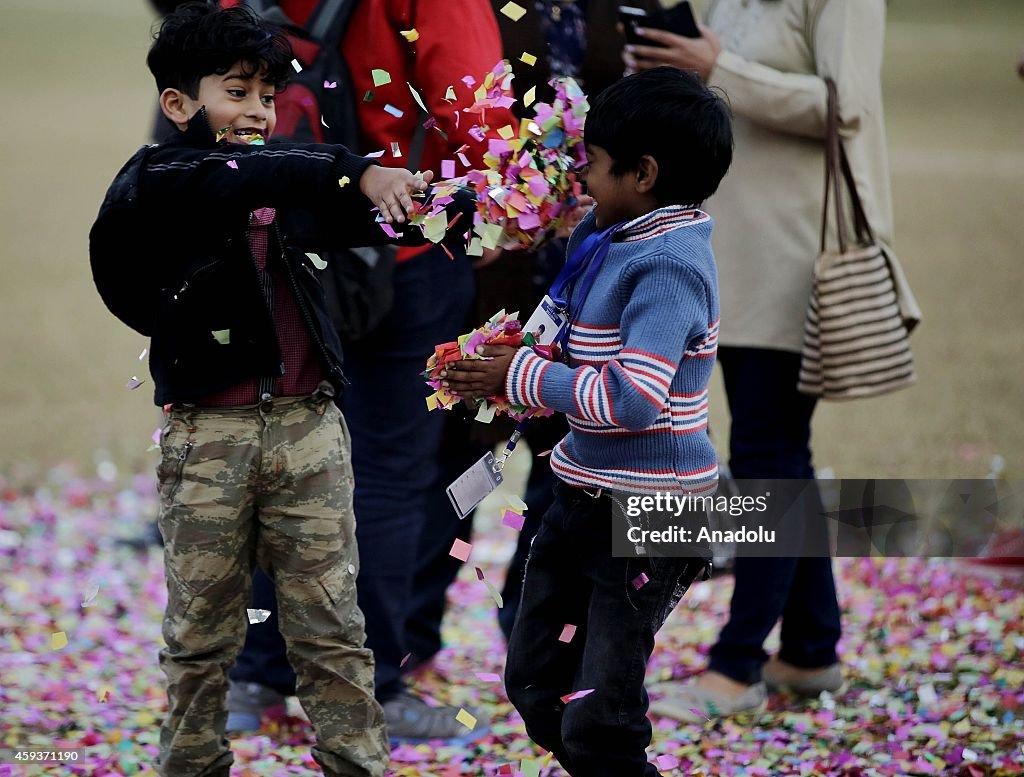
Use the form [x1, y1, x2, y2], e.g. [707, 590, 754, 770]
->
[798, 80, 920, 400]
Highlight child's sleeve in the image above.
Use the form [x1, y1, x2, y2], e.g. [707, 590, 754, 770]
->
[141, 140, 376, 223]
[504, 256, 711, 431]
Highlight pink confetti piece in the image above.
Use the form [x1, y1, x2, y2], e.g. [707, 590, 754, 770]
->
[449, 538, 472, 562]
[558, 623, 577, 643]
[323, 80, 337, 88]
[475, 672, 502, 683]
[441, 159, 456, 178]
[126, 376, 145, 390]
[461, 75, 476, 88]
[654, 754, 680, 771]
[537, 449, 552, 457]
[226, 160, 238, 169]
[631, 572, 650, 590]
[399, 652, 412, 667]
[501, 509, 525, 531]
[559, 688, 594, 703]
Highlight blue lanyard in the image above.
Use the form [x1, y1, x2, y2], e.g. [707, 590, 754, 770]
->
[495, 222, 623, 469]
[548, 221, 623, 347]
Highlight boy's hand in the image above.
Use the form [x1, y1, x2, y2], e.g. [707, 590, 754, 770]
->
[556, 195, 595, 239]
[438, 345, 518, 399]
[360, 167, 434, 224]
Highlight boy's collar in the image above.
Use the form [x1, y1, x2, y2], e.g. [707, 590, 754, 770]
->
[165, 106, 218, 147]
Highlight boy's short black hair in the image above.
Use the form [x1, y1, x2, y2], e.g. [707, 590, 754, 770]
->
[585, 67, 733, 206]
[147, 2, 292, 97]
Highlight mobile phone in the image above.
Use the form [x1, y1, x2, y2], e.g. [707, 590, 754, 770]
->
[619, 2, 700, 46]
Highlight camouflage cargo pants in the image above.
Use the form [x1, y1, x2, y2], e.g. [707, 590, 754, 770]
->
[155, 388, 387, 777]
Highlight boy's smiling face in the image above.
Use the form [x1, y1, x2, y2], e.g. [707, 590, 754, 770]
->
[160, 61, 277, 144]
[580, 144, 659, 229]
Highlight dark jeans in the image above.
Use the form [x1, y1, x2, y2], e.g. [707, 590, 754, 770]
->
[707, 346, 842, 685]
[230, 248, 475, 702]
[506, 483, 707, 777]
[404, 413, 567, 662]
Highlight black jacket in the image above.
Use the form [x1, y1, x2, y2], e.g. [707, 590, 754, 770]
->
[90, 109, 402, 406]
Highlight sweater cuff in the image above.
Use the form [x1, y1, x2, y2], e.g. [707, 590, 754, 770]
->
[331, 148, 377, 189]
[505, 347, 546, 408]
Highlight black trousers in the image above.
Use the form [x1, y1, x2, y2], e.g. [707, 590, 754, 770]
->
[505, 483, 707, 777]
[707, 347, 842, 684]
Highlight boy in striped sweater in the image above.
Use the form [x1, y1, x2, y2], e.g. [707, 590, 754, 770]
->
[441, 68, 733, 776]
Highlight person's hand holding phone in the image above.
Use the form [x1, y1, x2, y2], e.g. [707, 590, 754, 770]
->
[623, 23, 722, 83]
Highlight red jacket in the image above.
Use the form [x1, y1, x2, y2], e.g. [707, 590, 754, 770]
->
[224, 0, 513, 257]
[225, 0, 511, 174]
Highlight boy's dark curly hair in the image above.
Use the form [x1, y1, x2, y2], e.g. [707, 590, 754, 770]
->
[146, 1, 292, 97]
[585, 67, 733, 207]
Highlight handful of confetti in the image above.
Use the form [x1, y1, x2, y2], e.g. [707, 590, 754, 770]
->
[423, 310, 557, 422]
[459, 62, 589, 252]
[374, 180, 475, 260]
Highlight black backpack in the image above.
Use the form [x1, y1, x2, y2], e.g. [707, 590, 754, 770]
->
[243, 0, 416, 344]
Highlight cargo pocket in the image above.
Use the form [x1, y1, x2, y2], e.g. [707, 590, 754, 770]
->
[157, 419, 194, 506]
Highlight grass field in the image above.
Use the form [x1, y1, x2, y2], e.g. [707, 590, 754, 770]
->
[0, 0, 1022, 479]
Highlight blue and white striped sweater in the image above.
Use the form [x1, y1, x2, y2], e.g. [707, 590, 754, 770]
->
[505, 207, 720, 494]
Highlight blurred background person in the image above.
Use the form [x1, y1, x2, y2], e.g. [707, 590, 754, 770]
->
[625, 0, 893, 719]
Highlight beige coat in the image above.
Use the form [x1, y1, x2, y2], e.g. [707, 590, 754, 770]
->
[704, 0, 894, 352]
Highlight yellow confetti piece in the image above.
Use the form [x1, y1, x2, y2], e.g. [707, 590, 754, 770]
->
[50, 631, 68, 651]
[423, 212, 449, 243]
[524, 85, 537, 108]
[371, 68, 392, 87]
[500, 1, 527, 21]
[455, 707, 477, 730]
[399, 28, 419, 42]
[10, 579, 30, 595]
[497, 124, 515, 140]
[475, 222, 505, 250]
[426, 392, 441, 411]
[444, 85, 456, 101]
[466, 236, 483, 257]
[482, 577, 504, 607]
[407, 82, 429, 113]
[338, 176, 351, 188]
[520, 51, 537, 66]
[136, 710, 157, 726]
[305, 252, 328, 270]
[211, 329, 230, 345]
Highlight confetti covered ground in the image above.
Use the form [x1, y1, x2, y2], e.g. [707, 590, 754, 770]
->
[1, 466, 1022, 777]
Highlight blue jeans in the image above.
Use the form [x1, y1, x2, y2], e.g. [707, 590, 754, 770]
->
[230, 248, 475, 702]
[505, 483, 708, 777]
[707, 347, 842, 685]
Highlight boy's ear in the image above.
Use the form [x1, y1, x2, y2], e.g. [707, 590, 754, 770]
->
[634, 155, 659, 195]
[159, 88, 194, 131]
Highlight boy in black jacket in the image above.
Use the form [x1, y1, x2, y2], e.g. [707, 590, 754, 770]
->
[89, 5, 440, 775]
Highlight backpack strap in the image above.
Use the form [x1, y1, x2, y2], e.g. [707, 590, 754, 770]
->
[245, 0, 357, 48]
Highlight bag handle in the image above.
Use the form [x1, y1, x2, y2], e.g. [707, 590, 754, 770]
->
[820, 78, 874, 253]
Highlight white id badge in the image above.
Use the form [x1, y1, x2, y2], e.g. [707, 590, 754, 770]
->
[523, 295, 567, 346]
[447, 452, 504, 519]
